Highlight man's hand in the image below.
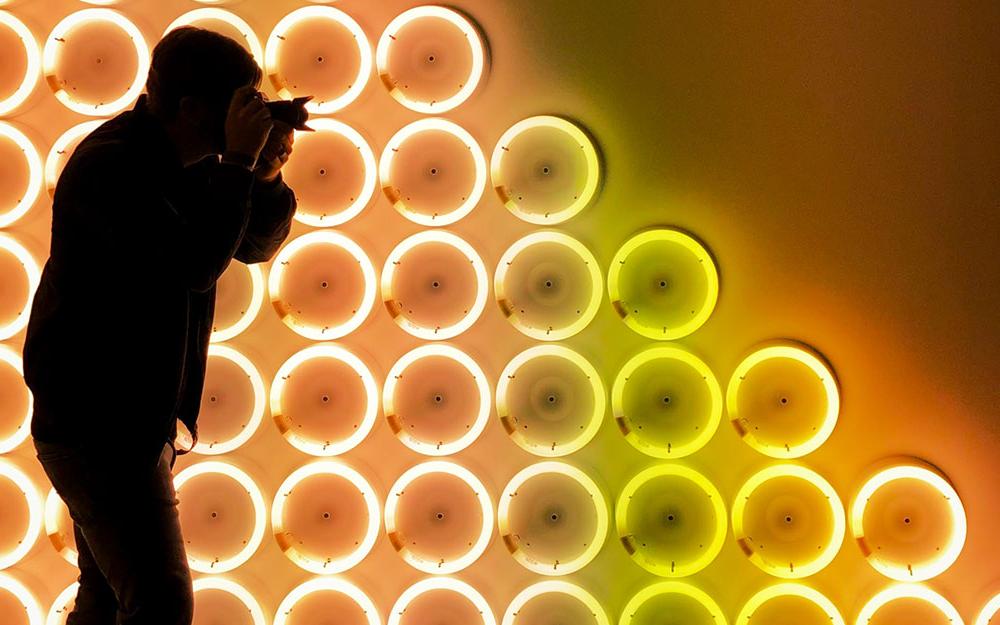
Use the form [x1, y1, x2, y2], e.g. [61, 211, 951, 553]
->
[254, 120, 294, 184]
[224, 85, 272, 164]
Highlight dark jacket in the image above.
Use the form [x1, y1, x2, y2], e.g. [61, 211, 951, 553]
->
[21, 93, 296, 463]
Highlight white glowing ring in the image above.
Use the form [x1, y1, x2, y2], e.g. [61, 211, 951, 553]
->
[380, 230, 489, 339]
[0, 572, 43, 625]
[45, 582, 78, 625]
[192, 577, 266, 625]
[185, 344, 266, 455]
[490, 116, 600, 224]
[384, 460, 494, 574]
[620, 581, 727, 625]
[379, 118, 487, 226]
[43, 120, 104, 199]
[0, 13, 39, 117]
[976, 594, 1000, 625]
[496, 344, 606, 457]
[503, 580, 609, 625]
[43, 9, 150, 116]
[271, 461, 380, 574]
[855, 584, 963, 625]
[736, 583, 844, 625]
[275, 576, 380, 625]
[164, 9, 264, 67]
[0, 234, 40, 340]
[376, 5, 485, 114]
[291, 118, 376, 227]
[264, 6, 372, 114]
[44, 488, 76, 566]
[172, 461, 267, 573]
[210, 263, 264, 343]
[389, 577, 495, 625]
[0, 123, 42, 228]
[498, 461, 608, 576]
[268, 230, 377, 340]
[270, 343, 379, 456]
[851, 464, 966, 582]
[0, 344, 31, 453]
[732, 464, 845, 579]
[0, 459, 41, 569]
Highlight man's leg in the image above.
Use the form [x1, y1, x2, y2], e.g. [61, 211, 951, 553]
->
[66, 523, 118, 625]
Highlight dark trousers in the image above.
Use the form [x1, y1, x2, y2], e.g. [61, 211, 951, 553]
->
[34, 438, 194, 625]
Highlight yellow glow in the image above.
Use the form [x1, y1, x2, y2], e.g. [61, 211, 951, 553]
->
[498, 461, 608, 575]
[379, 118, 487, 226]
[503, 580, 609, 625]
[191, 578, 266, 625]
[0, 344, 31, 453]
[736, 583, 844, 625]
[46, 582, 78, 625]
[0, 123, 42, 228]
[851, 463, 966, 581]
[44, 488, 76, 566]
[0, 572, 43, 625]
[0, 13, 39, 116]
[271, 460, 380, 574]
[43, 120, 104, 199]
[975, 594, 1000, 625]
[172, 461, 266, 574]
[376, 5, 485, 113]
[0, 234, 41, 340]
[384, 460, 494, 574]
[620, 581, 727, 625]
[381, 230, 489, 339]
[42, 9, 149, 116]
[383, 343, 491, 456]
[490, 115, 600, 224]
[270, 343, 379, 456]
[0, 458, 42, 569]
[727, 343, 840, 458]
[389, 577, 495, 625]
[163, 9, 263, 66]
[209, 263, 264, 343]
[855, 584, 963, 625]
[274, 577, 380, 625]
[264, 6, 372, 113]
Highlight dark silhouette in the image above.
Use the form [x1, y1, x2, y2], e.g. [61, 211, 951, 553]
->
[21, 27, 298, 625]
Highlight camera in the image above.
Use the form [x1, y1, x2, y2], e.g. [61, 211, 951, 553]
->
[264, 95, 313, 131]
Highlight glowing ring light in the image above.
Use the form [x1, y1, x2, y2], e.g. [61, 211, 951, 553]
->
[268, 230, 377, 340]
[388, 577, 495, 625]
[855, 584, 963, 625]
[498, 461, 609, 575]
[43, 488, 75, 566]
[383, 343, 490, 456]
[0, 459, 41, 570]
[163, 9, 264, 67]
[0, 234, 40, 340]
[735, 583, 844, 625]
[727, 343, 840, 458]
[496, 344, 605, 457]
[384, 460, 494, 574]
[503, 581, 610, 625]
[0, 572, 42, 625]
[491, 116, 601, 224]
[620, 581, 727, 625]
[287, 118, 377, 227]
[379, 118, 487, 226]
[264, 6, 372, 114]
[172, 461, 267, 573]
[270, 343, 379, 456]
[192, 578, 266, 625]
[274, 577, 380, 625]
[43, 120, 103, 199]
[0, 13, 39, 116]
[210, 263, 264, 343]
[976, 594, 1000, 625]
[615, 464, 726, 577]
[42, 9, 150, 116]
[0, 123, 42, 228]
[271, 461, 380, 574]
[0, 344, 31, 453]
[381, 230, 489, 339]
[45, 582, 78, 625]
[850, 463, 966, 582]
[183, 344, 266, 455]
[376, 5, 485, 114]
[607, 228, 719, 340]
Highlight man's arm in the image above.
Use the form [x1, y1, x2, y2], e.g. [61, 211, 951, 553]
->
[234, 171, 296, 264]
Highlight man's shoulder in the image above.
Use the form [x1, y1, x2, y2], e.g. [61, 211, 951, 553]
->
[59, 116, 141, 185]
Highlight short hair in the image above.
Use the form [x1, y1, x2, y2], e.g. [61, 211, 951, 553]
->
[146, 26, 262, 120]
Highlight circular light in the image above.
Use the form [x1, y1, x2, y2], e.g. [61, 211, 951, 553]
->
[976, 594, 1000, 625]
[385, 460, 493, 574]
[607, 228, 718, 340]
[851, 463, 966, 582]
[274, 577, 380, 625]
[265, 6, 372, 114]
[173, 461, 267, 573]
[732, 464, 845, 578]
[855, 584, 963, 625]
[494, 231, 603, 340]
[379, 118, 487, 226]
[735, 583, 844, 625]
[619, 581, 726, 625]
[163, 9, 263, 66]
[0, 459, 41, 570]
[45, 582, 78, 625]
[0, 234, 39, 340]
[192, 577, 266, 625]
[727, 343, 839, 458]
[43, 488, 75, 566]
[383, 343, 490, 456]
[612, 345, 722, 459]
[381, 230, 489, 339]
[0, 572, 42, 625]
[42, 9, 149, 116]
[43, 120, 104, 199]
[0, 122, 42, 228]
[0, 344, 31, 453]
[0, 12, 40, 116]
[268, 230, 377, 340]
[503, 580, 610, 625]
[210, 262, 265, 343]
[615, 464, 726, 577]
[270, 343, 379, 456]
[491, 115, 600, 224]
[496, 344, 605, 457]
[498, 461, 608, 575]
[388, 577, 495, 625]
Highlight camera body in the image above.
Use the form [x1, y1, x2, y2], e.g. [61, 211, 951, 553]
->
[264, 95, 313, 131]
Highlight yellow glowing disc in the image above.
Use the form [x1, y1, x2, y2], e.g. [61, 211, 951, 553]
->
[736, 583, 845, 625]
[619, 581, 727, 625]
[855, 583, 963, 625]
